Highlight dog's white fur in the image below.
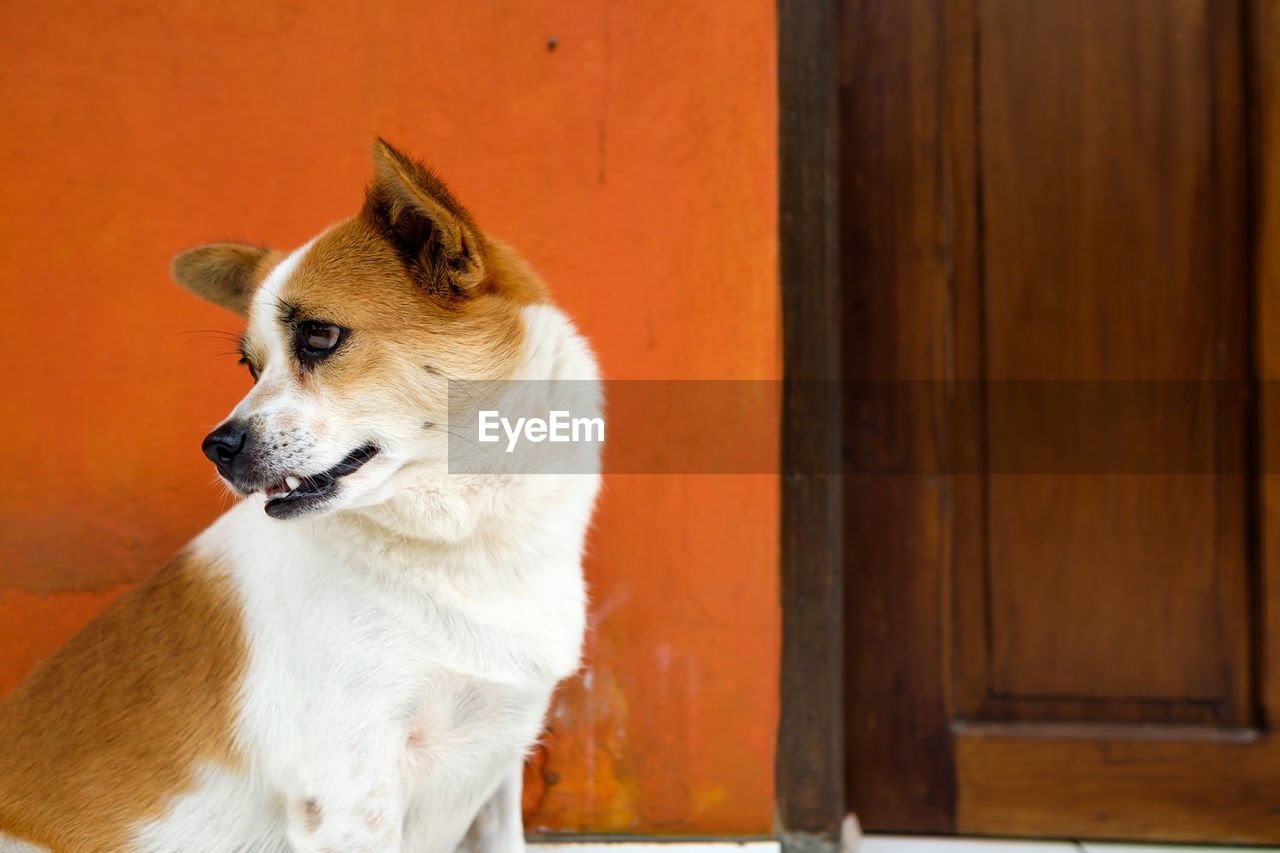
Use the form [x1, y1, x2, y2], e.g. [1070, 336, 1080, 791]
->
[0, 229, 600, 850]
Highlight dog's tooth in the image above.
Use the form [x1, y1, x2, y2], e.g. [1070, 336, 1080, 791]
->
[286, 476, 302, 490]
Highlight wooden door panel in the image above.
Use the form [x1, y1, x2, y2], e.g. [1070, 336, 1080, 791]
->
[978, 0, 1244, 383]
[985, 475, 1237, 704]
[955, 727, 1280, 843]
[842, 0, 1280, 841]
[958, 0, 1253, 724]
[840, 0, 956, 833]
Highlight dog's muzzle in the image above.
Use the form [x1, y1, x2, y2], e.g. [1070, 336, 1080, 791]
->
[201, 420, 380, 518]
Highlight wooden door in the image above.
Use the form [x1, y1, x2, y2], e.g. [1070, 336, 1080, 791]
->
[842, 0, 1280, 842]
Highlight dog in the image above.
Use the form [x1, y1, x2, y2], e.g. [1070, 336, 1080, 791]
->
[0, 140, 601, 853]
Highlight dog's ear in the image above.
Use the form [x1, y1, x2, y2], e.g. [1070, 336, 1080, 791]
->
[363, 138, 487, 299]
[171, 243, 272, 317]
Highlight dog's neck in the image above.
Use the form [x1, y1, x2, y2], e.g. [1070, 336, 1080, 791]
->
[316, 470, 598, 571]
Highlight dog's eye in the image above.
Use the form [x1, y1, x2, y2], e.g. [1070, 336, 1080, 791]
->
[296, 321, 346, 364]
[302, 323, 341, 351]
[238, 356, 260, 382]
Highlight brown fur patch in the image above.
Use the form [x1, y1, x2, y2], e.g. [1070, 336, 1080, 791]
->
[364, 139, 488, 298]
[301, 798, 322, 833]
[171, 244, 286, 317]
[274, 213, 536, 391]
[0, 553, 247, 851]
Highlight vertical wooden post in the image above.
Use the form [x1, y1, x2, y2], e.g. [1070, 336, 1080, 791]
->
[777, 0, 844, 849]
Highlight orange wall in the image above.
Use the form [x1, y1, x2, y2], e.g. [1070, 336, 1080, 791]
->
[0, 0, 779, 836]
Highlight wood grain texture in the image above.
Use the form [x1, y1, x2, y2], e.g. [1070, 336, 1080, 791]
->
[778, 0, 844, 846]
[1252, 0, 1280, 729]
[840, 0, 957, 832]
[953, 0, 1254, 725]
[842, 0, 1280, 841]
[946, 0, 1280, 841]
[955, 726, 1280, 843]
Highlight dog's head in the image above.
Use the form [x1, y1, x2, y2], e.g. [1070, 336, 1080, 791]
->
[172, 140, 545, 519]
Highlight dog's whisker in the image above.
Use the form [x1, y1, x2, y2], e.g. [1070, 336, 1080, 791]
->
[423, 422, 490, 453]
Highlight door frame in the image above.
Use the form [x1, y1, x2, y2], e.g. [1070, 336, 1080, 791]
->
[777, 0, 1280, 846]
[776, 1, 844, 851]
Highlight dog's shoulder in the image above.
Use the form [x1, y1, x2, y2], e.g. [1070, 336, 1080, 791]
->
[0, 551, 247, 851]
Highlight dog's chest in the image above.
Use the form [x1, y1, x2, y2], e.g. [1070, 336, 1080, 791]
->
[227, 521, 579, 774]
[401, 671, 547, 784]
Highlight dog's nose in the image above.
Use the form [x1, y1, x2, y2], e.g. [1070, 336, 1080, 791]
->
[202, 421, 249, 470]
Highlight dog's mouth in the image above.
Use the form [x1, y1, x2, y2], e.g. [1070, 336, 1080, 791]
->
[261, 444, 380, 519]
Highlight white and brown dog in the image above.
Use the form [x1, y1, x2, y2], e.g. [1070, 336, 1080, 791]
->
[0, 140, 601, 853]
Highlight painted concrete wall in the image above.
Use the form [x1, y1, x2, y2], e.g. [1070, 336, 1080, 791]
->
[0, 0, 779, 836]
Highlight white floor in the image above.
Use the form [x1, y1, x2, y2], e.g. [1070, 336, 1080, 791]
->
[532, 845, 777, 852]
[859, 840, 1276, 852]
[531, 840, 1280, 852]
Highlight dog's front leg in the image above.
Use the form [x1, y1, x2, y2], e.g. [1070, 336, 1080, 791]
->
[455, 762, 526, 853]
[283, 775, 404, 853]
